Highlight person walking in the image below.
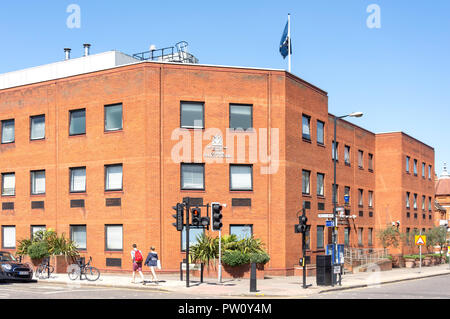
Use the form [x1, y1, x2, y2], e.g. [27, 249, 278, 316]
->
[144, 246, 159, 283]
[131, 244, 145, 284]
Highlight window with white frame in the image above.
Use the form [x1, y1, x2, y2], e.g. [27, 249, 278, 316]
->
[70, 167, 86, 193]
[302, 114, 311, 140]
[70, 225, 87, 250]
[105, 225, 123, 251]
[30, 115, 45, 140]
[2, 173, 15, 196]
[104, 104, 123, 131]
[2, 226, 15, 249]
[302, 170, 311, 195]
[1, 119, 14, 144]
[230, 165, 252, 191]
[105, 164, 123, 191]
[31, 170, 45, 195]
[368, 191, 373, 208]
[317, 173, 325, 197]
[181, 163, 205, 190]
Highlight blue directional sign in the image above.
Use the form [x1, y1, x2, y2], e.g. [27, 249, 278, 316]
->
[326, 220, 334, 227]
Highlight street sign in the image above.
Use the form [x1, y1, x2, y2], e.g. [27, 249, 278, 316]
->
[326, 220, 334, 227]
[333, 265, 341, 274]
[415, 235, 426, 246]
[318, 214, 334, 218]
[336, 207, 345, 212]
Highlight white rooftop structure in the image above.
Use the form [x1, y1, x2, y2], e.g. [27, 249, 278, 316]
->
[0, 50, 140, 90]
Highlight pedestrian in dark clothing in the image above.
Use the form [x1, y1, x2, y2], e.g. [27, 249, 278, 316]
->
[144, 246, 159, 283]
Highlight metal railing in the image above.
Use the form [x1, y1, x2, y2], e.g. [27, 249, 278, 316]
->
[132, 41, 199, 64]
[344, 248, 389, 268]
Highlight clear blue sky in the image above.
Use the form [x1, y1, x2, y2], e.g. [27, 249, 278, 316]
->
[0, 0, 448, 175]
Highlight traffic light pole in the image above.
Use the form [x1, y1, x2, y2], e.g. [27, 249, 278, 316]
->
[218, 229, 222, 283]
[185, 200, 190, 288]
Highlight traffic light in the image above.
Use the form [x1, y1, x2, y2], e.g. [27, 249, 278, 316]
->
[295, 213, 308, 233]
[211, 203, 223, 231]
[191, 208, 201, 226]
[172, 203, 184, 231]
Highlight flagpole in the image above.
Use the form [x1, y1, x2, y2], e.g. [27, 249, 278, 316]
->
[288, 13, 291, 73]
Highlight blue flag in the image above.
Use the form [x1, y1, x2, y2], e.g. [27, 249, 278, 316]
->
[279, 20, 292, 59]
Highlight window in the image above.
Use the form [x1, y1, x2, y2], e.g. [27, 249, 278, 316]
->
[332, 141, 339, 161]
[181, 226, 204, 251]
[422, 195, 426, 211]
[344, 186, 350, 205]
[229, 104, 252, 130]
[428, 165, 432, 180]
[428, 196, 432, 211]
[358, 150, 364, 168]
[406, 192, 410, 208]
[70, 167, 86, 193]
[344, 146, 350, 165]
[316, 226, 324, 249]
[406, 156, 410, 173]
[317, 120, 324, 144]
[181, 163, 205, 190]
[105, 225, 123, 251]
[302, 170, 311, 195]
[70, 225, 86, 250]
[181, 101, 204, 129]
[302, 114, 311, 140]
[69, 109, 86, 135]
[413, 193, 417, 210]
[405, 228, 410, 244]
[368, 228, 373, 246]
[358, 228, 363, 246]
[344, 227, 350, 246]
[413, 159, 418, 176]
[358, 189, 363, 206]
[2, 173, 15, 196]
[422, 162, 425, 178]
[230, 225, 253, 240]
[1, 119, 14, 144]
[104, 104, 123, 131]
[30, 115, 45, 140]
[368, 191, 373, 208]
[31, 225, 46, 239]
[230, 165, 252, 191]
[2, 226, 15, 249]
[31, 170, 45, 195]
[105, 164, 123, 191]
[317, 173, 325, 197]
[368, 153, 374, 171]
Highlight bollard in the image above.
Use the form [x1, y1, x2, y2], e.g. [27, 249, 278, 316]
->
[250, 262, 257, 292]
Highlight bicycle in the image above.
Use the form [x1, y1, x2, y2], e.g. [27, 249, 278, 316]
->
[35, 257, 54, 279]
[68, 256, 100, 281]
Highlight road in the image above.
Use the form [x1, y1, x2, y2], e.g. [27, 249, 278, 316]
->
[308, 274, 450, 299]
[0, 274, 449, 299]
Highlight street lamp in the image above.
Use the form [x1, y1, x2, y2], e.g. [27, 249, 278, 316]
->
[332, 111, 363, 286]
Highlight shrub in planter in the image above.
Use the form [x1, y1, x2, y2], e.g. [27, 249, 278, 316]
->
[222, 250, 250, 267]
[27, 241, 50, 263]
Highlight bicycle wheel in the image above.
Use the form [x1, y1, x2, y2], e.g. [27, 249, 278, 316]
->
[48, 265, 55, 274]
[37, 266, 49, 279]
[85, 266, 100, 281]
[67, 264, 80, 280]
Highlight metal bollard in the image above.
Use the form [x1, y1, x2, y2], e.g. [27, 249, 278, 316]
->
[250, 263, 257, 292]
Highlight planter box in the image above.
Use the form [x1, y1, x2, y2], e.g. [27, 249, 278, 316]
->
[194, 263, 265, 279]
[404, 259, 415, 268]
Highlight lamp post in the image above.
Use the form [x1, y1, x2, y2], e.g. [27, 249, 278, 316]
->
[332, 111, 363, 286]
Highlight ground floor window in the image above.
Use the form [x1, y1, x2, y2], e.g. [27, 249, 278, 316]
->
[230, 225, 253, 240]
[2, 226, 15, 249]
[181, 226, 204, 251]
[70, 225, 87, 250]
[316, 226, 324, 249]
[105, 225, 123, 251]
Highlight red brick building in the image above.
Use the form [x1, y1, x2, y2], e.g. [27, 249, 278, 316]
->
[0, 49, 438, 275]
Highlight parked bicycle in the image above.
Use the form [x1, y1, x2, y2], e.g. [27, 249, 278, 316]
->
[35, 257, 54, 279]
[68, 256, 100, 281]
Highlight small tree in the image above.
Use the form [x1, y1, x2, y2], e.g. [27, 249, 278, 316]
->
[427, 226, 448, 257]
[377, 226, 402, 250]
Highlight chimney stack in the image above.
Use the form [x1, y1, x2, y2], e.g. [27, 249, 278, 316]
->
[83, 43, 91, 57]
[64, 48, 71, 60]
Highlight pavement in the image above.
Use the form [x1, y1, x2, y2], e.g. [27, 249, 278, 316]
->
[33, 263, 450, 298]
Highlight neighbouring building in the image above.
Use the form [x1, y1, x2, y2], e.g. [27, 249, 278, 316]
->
[436, 163, 450, 227]
[0, 44, 438, 275]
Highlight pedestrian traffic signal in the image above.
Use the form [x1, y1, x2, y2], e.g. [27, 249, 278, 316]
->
[191, 208, 201, 226]
[211, 203, 223, 231]
[172, 203, 184, 231]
